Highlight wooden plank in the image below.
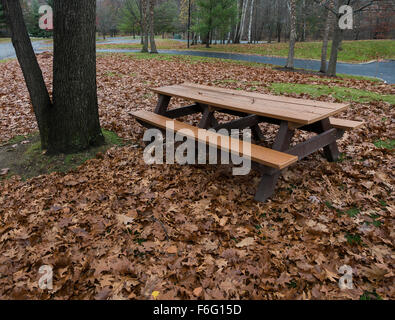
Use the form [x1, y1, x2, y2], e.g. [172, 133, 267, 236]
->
[132, 110, 298, 170]
[182, 83, 347, 110]
[329, 118, 364, 130]
[152, 83, 349, 125]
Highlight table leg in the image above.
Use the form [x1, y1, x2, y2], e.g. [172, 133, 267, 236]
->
[198, 105, 217, 129]
[318, 118, 340, 162]
[154, 94, 171, 115]
[254, 121, 294, 202]
[251, 124, 265, 142]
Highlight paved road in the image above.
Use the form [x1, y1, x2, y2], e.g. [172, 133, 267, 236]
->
[1, 39, 394, 84]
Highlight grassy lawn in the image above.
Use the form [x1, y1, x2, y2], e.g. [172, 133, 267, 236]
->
[97, 39, 395, 63]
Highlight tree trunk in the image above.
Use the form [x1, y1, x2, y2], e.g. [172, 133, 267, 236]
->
[239, 0, 249, 42]
[49, 0, 104, 153]
[285, 0, 297, 69]
[326, 0, 343, 77]
[141, 0, 149, 52]
[149, 0, 157, 53]
[1, 0, 51, 149]
[248, 0, 254, 43]
[233, 0, 244, 43]
[320, 0, 334, 73]
[326, 20, 343, 77]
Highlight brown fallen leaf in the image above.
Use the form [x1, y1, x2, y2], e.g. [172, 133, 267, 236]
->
[166, 245, 178, 254]
[0, 168, 9, 176]
[193, 287, 203, 297]
[235, 237, 255, 248]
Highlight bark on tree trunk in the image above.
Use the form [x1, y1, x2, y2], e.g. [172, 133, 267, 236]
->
[233, 0, 244, 44]
[326, 21, 342, 77]
[248, 0, 254, 43]
[149, 0, 157, 53]
[320, 0, 334, 73]
[1, 0, 51, 149]
[49, 0, 104, 153]
[285, 0, 297, 69]
[327, 0, 343, 78]
[141, 0, 149, 52]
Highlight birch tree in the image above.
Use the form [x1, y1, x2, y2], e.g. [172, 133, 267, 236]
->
[248, 0, 254, 43]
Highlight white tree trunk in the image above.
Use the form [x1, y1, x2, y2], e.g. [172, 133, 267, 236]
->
[248, 0, 255, 43]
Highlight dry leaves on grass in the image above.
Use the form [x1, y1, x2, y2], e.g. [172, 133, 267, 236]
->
[0, 53, 394, 300]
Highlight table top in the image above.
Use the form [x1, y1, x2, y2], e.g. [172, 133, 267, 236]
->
[152, 83, 350, 125]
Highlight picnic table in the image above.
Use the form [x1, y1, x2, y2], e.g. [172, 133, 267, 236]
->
[132, 83, 363, 202]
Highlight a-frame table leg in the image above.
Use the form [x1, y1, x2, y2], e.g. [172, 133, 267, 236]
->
[154, 94, 171, 115]
[318, 118, 340, 162]
[198, 105, 217, 129]
[254, 121, 294, 202]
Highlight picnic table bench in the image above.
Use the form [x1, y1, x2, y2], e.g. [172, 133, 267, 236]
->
[132, 83, 363, 202]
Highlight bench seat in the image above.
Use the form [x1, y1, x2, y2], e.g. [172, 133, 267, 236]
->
[132, 110, 298, 170]
[329, 118, 364, 130]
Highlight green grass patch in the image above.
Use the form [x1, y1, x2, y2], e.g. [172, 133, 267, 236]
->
[270, 83, 395, 104]
[345, 208, 360, 217]
[182, 40, 395, 63]
[360, 290, 382, 300]
[374, 139, 395, 150]
[0, 130, 124, 181]
[346, 233, 362, 245]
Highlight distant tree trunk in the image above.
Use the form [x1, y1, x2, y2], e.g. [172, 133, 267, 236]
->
[327, 19, 343, 77]
[205, 32, 210, 48]
[50, 0, 104, 153]
[239, 0, 249, 42]
[141, 0, 149, 52]
[285, 0, 297, 69]
[248, 0, 254, 43]
[320, 0, 334, 73]
[1, 0, 51, 149]
[234, 0, 244, 43]
[149, 0, 157, 53]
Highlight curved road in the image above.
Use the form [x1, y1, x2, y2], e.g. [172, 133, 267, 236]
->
[1, 39, 394, 84]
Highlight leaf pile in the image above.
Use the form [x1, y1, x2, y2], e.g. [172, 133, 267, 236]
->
[0, 53, 394, 300]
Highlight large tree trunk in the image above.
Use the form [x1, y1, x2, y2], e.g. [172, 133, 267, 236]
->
[320, 0, 334, 73]
[149, 0, 157, 53]
[49, 0, 104, 153]
[285, 0, 297, 69]
[1, 0, 51, 149]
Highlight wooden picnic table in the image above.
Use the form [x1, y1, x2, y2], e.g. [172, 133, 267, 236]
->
[132, 83, 363, 202]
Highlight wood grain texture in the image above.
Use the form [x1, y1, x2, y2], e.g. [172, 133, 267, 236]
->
[152, 83, 350, 125]
[132, 110, 298, 169]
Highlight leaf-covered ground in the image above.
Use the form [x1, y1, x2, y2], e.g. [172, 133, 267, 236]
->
[0, 53, 394, 300]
